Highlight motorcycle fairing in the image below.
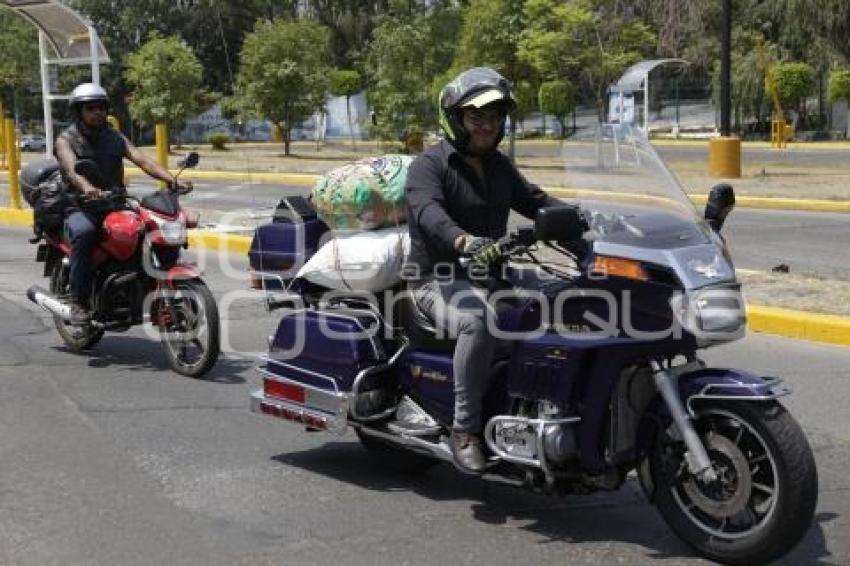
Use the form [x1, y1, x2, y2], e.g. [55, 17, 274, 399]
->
[163, 264, 205, 287]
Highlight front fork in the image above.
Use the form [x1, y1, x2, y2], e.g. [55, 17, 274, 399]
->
[650, 360, 718, 484]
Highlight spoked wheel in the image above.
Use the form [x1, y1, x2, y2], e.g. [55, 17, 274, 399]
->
[158, 279, 220, 378]
[651, 401, 818, 565]
[49, 263, 104, 352]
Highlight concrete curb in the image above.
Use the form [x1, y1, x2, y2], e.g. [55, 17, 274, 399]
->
[1, 206, 847, 347]
[747, 305, 850, 346]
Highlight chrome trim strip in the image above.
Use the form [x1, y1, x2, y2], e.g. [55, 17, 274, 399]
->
[251, 391, 347, 434]
[685, 378, 790, 418]
[259, 355, 341, 394]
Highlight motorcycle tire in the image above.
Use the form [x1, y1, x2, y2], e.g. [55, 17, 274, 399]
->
[649, 400, 817, 565]
[355, 428, 439, 474]
[49, 263, 104, 352]
[159, 278, 220, 378]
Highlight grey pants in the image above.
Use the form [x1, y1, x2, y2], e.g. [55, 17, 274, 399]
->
[411, 277, 504, 433]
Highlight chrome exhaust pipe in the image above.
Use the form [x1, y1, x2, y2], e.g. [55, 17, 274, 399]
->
[27, 285, 72, 320]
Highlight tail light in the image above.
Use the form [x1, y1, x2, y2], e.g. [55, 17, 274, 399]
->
[264, 378, 306, 404]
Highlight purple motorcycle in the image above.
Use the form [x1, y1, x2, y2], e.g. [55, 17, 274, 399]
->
[248, 126, 816, 565]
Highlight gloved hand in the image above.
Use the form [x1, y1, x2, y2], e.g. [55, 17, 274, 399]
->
[461, 236, 503, 266]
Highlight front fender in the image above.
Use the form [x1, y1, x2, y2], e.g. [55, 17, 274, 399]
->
[161, 264, 204, 288]
[676, 367, 791, 418]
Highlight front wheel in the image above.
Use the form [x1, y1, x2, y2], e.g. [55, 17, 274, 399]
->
[158, 279, 220, 378]
[650, 401, 818, 565]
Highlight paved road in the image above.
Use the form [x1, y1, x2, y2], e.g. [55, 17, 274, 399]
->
[0, 225, 848, 565]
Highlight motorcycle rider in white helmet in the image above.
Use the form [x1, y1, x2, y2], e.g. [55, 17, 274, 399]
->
[54, 82, 190, 325]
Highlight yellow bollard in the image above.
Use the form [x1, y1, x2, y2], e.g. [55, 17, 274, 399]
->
[0, 101, 5, 171]
[708, 136, 742, 178]
[771, 119, 787, 149]
[4, 118, 21, 209]
[271, 123, 283, 143]
[155, 122, 169, 189]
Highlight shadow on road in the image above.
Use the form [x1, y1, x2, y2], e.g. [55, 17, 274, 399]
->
[271, 441, 837, 564]
[54, 335, 249, 384]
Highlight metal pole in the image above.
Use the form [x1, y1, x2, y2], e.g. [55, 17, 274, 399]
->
[720, 0, 732, 136]
[89, 25, 100, 85]
[39, 32, 54, 159]
[644, 74, 649, 133]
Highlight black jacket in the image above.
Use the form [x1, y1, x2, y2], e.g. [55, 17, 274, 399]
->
[405, 140, 559, 275]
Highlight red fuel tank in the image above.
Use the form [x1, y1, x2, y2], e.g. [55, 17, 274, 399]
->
[100, 210, 143, 261]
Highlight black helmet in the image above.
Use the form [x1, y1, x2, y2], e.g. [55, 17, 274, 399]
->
[69, 83, 110, 115]
[438, 67, 515, 152]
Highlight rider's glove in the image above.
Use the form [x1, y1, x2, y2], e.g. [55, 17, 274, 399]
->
[461, 236, 502, 266]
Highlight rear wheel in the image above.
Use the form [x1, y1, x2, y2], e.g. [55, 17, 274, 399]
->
[650, 401, 818, 565]
[49, 263, 103, 351]
[158, 279, 220, 378]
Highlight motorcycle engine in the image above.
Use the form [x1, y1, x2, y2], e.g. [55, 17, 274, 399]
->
[491, 401, 577, 466]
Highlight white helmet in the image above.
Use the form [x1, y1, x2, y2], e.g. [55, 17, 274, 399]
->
[69, 83, 109, 112]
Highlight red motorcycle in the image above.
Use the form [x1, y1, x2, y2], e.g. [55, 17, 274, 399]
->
[26, 152, 220, 378]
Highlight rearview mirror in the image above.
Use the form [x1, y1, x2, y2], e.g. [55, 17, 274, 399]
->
[178, 152, 200, 169]
[704, 183, 735, 232]
[534, 205, 587, 242]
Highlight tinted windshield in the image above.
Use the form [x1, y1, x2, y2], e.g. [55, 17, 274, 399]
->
[559, 124, 710, 249]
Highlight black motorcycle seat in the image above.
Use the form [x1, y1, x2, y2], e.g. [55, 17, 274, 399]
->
[395, 290, 456, 354]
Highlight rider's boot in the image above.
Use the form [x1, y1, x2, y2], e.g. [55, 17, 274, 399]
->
[450, 430, 486, 474]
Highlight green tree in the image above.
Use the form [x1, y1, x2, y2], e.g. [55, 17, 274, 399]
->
[329, 69, 362, 149]
[366, 8, 460, 143]
[232, 19, 331, 155]
[538, 80, 574, 138]
[125, 33, 203, 144]
[513, 79, 537, 132]
[770, 62, 814, 123]
[0, 12, 39, 123]
[520, 0, 655, 119]
[828, 69, 850, 137]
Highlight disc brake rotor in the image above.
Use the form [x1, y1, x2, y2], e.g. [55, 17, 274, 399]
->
[682, 432, 752, 519]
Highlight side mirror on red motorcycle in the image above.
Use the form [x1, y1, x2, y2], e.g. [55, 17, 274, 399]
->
[704, 183, 735, 232]
[177, 152, 200, 169]
[74, 159, 108, 190]
[534, 205, 587, 242]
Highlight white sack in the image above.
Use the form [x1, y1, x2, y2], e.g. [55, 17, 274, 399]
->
[296, 226, 410, 291]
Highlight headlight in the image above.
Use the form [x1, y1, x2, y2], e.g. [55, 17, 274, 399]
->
[159, 220, 186, 244]
[669, 245, 735, 289]
[671, 287, 746, 343]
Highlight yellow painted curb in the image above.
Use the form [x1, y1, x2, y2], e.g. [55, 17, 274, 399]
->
[187, 230, 251, 255]
[0, 207, 33, 226]
[747, 305, 850, 346]
[687, 194, 850, 214]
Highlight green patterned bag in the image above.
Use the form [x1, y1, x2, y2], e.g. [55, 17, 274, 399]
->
[311, 154, 413, 230]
